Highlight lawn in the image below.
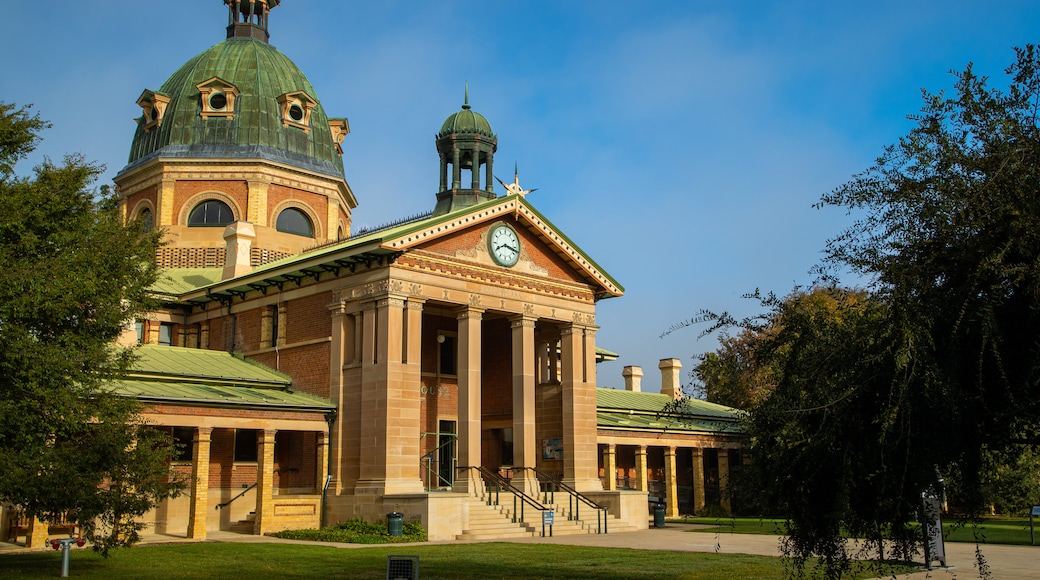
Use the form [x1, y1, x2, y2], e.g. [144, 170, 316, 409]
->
[678, 516, 1039, 545]
[0, 541, 911, 579]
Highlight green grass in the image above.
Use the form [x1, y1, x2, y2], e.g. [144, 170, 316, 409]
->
[270, 519, 428, 544]
[677, 516, 1039, 545]
[0, 542, 911, 579]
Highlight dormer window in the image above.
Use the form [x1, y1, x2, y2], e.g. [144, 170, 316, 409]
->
[328, 118, 350, 155]
[197, 77, 240, 119]
[136, 90, 171, 132]
[278, 91, 317, 132]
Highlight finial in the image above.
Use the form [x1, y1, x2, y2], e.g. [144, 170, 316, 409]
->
[463, 83, 471, 111]
[496, 163, 537, 197]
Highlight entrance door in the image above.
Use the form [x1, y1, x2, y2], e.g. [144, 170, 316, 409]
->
[437, 420, 457, 488]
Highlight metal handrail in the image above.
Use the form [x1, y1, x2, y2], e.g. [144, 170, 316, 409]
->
[419, 431, 457, 490]
[517, 466, 610, 534]
[215, 468, 298, 510]
[457, 466, 550, 527]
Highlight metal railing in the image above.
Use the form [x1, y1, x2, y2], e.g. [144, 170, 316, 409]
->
[419, 431, 457, 491]
[215, 467, 298, 510]
[458, 466, 551, 527]
[517, 466, 610, 534]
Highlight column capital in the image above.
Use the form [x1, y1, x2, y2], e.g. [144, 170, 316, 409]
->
[405, 298, 426, 310]
[376, 295, 407, 309]
[456, 306, 485, 320]
[194, 426, 213, 440]
[509, 314, 538, 329]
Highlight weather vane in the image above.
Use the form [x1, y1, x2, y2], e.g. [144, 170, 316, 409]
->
[496, 163, 537, 197]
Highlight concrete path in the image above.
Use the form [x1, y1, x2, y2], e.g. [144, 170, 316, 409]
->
[3, 523, 1036, 579]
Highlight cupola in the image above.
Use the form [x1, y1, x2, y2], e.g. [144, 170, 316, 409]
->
[434, 88, 498, 216]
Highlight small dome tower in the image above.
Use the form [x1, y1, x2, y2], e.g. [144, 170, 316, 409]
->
[434, 88, 498, 216]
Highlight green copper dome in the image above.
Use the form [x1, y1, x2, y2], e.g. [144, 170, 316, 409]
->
[438, 102, 494, 138]
[123, 36, 343, 179]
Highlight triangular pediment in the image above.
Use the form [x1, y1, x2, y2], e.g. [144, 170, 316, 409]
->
[380, 195, 623, 299]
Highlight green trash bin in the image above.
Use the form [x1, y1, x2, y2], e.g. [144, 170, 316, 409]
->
[653, 503, 666, 528]
[387, 512, 404, 537]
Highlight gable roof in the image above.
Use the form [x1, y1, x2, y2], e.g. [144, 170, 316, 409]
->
[596, 388, 743, 435]
[108, 345, 334, 412]
[165, 193, 623, 305]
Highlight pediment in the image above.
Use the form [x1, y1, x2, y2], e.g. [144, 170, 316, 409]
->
[380, 195, 623, 299]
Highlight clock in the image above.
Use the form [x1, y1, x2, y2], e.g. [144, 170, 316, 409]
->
[488, 223, 520, 267]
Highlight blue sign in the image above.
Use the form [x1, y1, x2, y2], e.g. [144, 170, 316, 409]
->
[543, 511, 555, 526]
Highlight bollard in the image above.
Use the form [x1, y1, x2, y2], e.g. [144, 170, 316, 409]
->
[50, 537, 85, 577]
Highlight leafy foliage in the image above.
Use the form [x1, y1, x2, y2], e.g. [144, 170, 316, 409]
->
[270, 519, 428, 543]
[674, 46, 1040, 578]
[0, 102, 181, 554]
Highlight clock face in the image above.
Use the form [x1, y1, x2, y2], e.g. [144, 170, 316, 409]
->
[488, 224, 520, 267]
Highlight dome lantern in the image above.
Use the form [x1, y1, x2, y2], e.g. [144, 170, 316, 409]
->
[434, 87, 498, 216]
[225, 0, 281, 43]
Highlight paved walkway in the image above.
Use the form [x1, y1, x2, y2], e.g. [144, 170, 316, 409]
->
[3, 523, 1036, 578]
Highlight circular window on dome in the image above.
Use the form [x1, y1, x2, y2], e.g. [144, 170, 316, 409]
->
[209, 92, 228, 111]
[276, 208, 314, 238]
[188, 199, 235, 227]
[289, 103, 305, 122]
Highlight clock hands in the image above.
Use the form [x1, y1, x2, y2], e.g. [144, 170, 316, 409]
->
[496, 243, 519, 255]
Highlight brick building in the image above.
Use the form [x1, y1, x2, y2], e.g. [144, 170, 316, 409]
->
[2, 0, 741, 546]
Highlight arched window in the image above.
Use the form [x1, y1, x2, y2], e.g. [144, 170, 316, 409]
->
[187, 199, 234, 227]
[276, 207, 314, 238]
[137, 207, 154, 232]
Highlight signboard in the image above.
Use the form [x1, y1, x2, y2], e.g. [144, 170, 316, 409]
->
[541, 438, 563, 460]
[1032, 506, 1040, 516]
[542, 511, 555, 526]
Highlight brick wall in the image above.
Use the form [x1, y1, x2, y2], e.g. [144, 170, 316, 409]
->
[267, 184, 329, 237]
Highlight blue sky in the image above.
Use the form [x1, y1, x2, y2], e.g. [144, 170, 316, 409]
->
[3, 1, 1038, 393]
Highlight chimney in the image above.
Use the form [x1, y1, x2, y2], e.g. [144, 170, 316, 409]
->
[659, 358, 683, 400]
[622, 365, 643, 392]
[222, 221, 256, 280]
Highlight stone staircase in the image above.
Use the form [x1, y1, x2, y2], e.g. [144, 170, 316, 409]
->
[456, 488, 635, 539]
[228, 512, 256, 534]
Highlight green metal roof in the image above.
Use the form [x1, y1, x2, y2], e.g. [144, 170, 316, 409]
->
[596, 388, 742, 434]
[439, 103, 494, 138]
[123, 37, 343, 179]
[152, 268, 224, 295]
[170, 193, 624, 306]
[108, 345, 333, 412]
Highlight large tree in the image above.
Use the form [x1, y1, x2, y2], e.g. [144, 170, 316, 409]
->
[676, 46, 1040, 578]
[0, 103, 181, 553]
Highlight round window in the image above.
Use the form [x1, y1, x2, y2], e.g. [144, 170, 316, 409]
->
[209, 92, 228, 111]
[289, 104, 305, 122]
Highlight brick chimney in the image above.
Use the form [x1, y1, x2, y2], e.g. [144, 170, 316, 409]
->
[622, 365, 643, 392]
[222, 221, 255, 280]
[659, 358, 683, 400]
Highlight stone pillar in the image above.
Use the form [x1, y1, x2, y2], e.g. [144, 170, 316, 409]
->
[511, 315, 538, 492]
[454, 307, 483, 493]
[246, 179, 270, 226]
[186, 427, 212, 539]
[316, 430, 329, 495]
[692, 448, 705, 514]
[665, 446, 679, 517]
[26, 517, 49, 549]
[604, 444, 617, 491]
[356, 295, 423, 495]
[718, 449, 731, 514]
[253, 429, 276, 535]
[635, 445, 648, 492]
[157, 178, 175, 227]
[327, 303, 347, 494]
[560, 324, 600, 491]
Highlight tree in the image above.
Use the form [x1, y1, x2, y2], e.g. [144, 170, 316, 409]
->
[0, 102, 182, 554]
[687, 288, 868, 410]
[674, 46, 1040, 578]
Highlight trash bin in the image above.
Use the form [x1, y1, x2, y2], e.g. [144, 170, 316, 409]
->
[653, 503, 666, 528]
[387, 512, 404, 537]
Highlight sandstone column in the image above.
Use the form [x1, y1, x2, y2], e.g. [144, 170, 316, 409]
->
[454, 307, 483, 493]
[511, 315, 538, 493]
[665, 446, 679, 517]
[186, 427, 212, 539]
[254, 429, 276, 535]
